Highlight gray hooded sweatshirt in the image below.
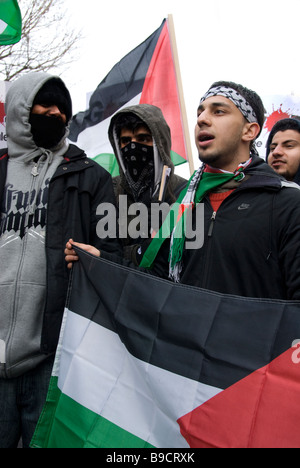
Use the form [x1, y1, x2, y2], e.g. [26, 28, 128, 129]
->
[0, 72, 72, 378]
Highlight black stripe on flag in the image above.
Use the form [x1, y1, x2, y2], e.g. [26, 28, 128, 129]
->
[68, 247, 300, 391]
[69, 20, 165, 141]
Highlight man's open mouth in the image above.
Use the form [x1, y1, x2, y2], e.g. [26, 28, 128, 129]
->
[198, 133, 215, 146]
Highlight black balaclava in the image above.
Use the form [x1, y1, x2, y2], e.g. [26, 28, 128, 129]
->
[30, 78, 72, 149]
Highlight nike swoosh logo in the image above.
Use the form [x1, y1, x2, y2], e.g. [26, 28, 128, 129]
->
[238, 204, 250, 210]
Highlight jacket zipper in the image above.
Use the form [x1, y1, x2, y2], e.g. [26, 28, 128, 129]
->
[5, 164, 39, 376]
[201, 209, 216, 289]
[202, 185, 250, 288]
[208, 211, 217, 237]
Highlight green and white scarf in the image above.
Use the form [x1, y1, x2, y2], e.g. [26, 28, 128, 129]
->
[140, 159, 251, 282]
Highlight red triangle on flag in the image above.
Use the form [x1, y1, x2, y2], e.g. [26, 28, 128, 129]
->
[178, 347, 300, 448]
[0, 102, 5, 126]
[140, 21, 187, 162]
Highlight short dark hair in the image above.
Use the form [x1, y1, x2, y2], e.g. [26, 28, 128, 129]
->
[210, 80, 265, 149]
[114, 113, 150, 143]
[266, 118, 300, 159]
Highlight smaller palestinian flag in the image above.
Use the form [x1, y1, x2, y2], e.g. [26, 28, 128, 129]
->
[31, 248, 300, 448]
[0, 0, 22, 45]
[69, 18, 190, 177]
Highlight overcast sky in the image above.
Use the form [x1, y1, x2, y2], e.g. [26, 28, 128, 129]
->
[59, 0, 300, 172]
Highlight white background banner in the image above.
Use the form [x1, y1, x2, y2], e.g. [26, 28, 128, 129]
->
[256, 94, 300, 159]
[0, 81, 11, 150]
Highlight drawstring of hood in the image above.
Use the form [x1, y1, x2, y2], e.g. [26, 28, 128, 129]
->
[153, 140, 164, 198]
[28, 140, 68, 215]
[28, 151, 52, 216]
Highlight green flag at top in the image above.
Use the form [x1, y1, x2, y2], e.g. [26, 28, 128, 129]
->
[0, 0, 22, 45]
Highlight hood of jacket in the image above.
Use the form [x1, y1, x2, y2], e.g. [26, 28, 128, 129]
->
[5, 72, 72, 162]
[108, 104, 174, 197]
[293, 166, 300, 185]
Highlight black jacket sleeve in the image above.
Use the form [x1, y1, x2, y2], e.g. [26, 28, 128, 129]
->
[89, 165, 123, 257]
[275, 187, 300, 300]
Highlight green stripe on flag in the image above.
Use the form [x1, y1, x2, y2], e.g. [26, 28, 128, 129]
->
[31, 377, 154, 448]
[92, 153, 120, 177]
[92, 150, 187, 178]
[0, 0, 22, 45]
[170, 150, 187, 167]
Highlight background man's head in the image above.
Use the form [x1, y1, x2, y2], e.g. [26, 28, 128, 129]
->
[266, 118, 300, 182]
[114, 113, 153, 149]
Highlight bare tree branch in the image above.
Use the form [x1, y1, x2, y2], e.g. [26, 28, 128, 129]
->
[0, 0, 82, 81]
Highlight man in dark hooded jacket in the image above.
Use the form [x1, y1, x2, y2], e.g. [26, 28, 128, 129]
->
[108, 104, 187, 262]
[0, 72, 121, 448]
[266, 118, 300, 185]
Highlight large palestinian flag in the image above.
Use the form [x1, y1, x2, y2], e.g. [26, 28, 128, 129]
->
[31, 248, 300, 448]
[0, 0, 22, 45]
[68, 18, 190, 177]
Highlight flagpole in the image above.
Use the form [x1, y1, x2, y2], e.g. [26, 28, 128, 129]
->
[167, 14, 195, 176]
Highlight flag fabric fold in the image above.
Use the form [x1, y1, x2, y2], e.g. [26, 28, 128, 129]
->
[69, 18, 189, 176]
[31, 248, 300, 448]
[0, 0, 22, 45]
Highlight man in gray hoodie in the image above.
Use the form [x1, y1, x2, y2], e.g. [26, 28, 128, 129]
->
[0, 72, 121, 447]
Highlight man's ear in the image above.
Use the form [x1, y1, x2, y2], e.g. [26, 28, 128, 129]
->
[242, 122, 261, 143]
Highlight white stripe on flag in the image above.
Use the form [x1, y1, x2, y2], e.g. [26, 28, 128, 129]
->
[0, 20, 8, 35]
[70, 93, 141, 158]
[57, 309, 222, 448]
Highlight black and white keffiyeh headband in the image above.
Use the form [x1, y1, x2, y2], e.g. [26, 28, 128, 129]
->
[199, 86, 258, 124]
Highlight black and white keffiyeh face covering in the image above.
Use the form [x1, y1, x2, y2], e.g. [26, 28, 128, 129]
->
[121, 141, 155, 204]
[199, 85, 258, 124]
